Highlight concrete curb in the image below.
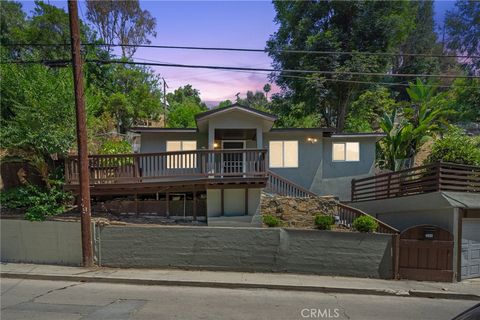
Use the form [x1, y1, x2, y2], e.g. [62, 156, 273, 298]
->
[2, 272, 479, 301]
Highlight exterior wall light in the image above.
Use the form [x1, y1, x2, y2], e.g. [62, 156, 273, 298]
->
[307, 137, 318, 143]
[213, 142, 219, 148]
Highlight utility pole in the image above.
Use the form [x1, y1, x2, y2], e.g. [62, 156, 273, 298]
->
[68, 0, 93, 267]
[162, 77, 168, 127]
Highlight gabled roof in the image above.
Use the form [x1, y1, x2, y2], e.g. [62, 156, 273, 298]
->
[194, 103, 278, 122]
[270, 128, 336, 133]
[130, 127, 197, 133]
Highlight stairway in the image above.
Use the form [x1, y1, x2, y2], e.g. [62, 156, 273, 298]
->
[266, 170, 316, 197]
[207, 215, 262, 227]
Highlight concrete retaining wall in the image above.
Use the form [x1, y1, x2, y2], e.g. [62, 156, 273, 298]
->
[98, 225, 393, 278]
[1, 220, 82, 266]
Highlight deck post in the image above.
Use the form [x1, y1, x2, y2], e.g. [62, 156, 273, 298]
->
[245, 188, 249, 215]
[193, 186, 197, 221]
[350, 179, 355, 202]
[221, 189, 224, 216]
[166, 192, 170, 218]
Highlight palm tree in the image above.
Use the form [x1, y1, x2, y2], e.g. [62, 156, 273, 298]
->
[263, 83, 271, 100]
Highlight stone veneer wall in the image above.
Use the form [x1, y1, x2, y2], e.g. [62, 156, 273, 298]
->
[260, 193, 338, 228]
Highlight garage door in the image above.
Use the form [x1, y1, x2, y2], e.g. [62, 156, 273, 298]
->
[461, 219, 480, 280]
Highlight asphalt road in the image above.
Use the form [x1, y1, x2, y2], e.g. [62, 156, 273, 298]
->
[1, 278, 477, 320]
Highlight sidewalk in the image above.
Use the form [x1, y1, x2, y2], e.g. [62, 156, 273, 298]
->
[1, 262, 479, 300]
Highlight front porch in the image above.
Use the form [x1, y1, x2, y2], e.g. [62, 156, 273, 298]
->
[64, 148, 268, 195]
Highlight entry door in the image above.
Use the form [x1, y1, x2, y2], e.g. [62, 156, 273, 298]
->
[462, 219, 480, 280]
[222, 141, 245, 175]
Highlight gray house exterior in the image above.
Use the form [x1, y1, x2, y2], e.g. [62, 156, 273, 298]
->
[133, 104, 384, 217]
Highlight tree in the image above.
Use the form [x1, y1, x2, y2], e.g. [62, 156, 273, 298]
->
[0, 64, 76, 187]
[0, 1, 26, 59]
[267, 1, 416, 131]
[269, 95, 321, 128]
[166, 85, 208, 128]
[214, 100, 233, 109]
[86, 0, 157, 58]
[392, 1, 447, 98]
[99, 63, 163, 133]
[445, 0, 480, 75]
[263, 83, 271, 100]
[345, 87, 397, 132]
[236, 91, 269, 111]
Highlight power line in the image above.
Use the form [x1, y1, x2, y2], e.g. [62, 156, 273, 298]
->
[3, 59, 479, 81]
[83, 59, 479, 79]
[199, 68, 476, 89]
[3, 42, 479, 59]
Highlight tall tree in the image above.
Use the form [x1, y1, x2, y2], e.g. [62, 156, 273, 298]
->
[86, 0, 157, 58]
[392, 1, 445, 98]
[445, 0, 480, 75]
[236, 91, 269, 111]
[263, 83, 271, 100]
[267, 1, 416, 131]
[166, 85, 208, 128]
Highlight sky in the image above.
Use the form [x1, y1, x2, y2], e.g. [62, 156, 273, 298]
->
[19, 0, 456, 105]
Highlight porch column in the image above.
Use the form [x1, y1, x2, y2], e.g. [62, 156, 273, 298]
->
[208, 125, 215, 176]
[256, 127, 263, 149]
[208, 125, 215, 149]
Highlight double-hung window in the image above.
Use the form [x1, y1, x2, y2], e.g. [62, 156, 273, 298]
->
[269, 140, 298, 168]
[332, 142, 360, 162]
[166, 141, 197, 168]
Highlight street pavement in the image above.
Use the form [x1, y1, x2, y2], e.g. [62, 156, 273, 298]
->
[1, 278, 478, 320]
[2, 263, 480, 299]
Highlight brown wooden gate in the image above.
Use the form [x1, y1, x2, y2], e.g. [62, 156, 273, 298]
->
[399, 225, 454, 282]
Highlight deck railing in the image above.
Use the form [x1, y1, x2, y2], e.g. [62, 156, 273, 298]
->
[266, 170, 317, 198]
[65, 149, 268, 185]
[351, 162, 480, 202]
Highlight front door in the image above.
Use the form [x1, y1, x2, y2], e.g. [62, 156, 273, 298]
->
[222, 141, 245, 175]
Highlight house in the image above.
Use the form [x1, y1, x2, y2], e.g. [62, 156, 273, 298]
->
[65, 103, 384, 219]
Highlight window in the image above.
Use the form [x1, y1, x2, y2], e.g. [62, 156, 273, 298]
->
[269, 140, 298, 168]
[332, 142, 360, 161]
[166, 141, 197, 168]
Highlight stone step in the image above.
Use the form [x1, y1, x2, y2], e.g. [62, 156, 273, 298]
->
[208, 215, 262, 228]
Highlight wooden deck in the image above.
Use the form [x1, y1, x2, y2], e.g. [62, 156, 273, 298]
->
[351, 162, 480, 202]
[65, 149, 268, 195]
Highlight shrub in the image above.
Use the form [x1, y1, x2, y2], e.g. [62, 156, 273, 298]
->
[99, 139, 132, 155]
[314, 214, 335, 230]
[352, 215, 378, 233]
[426, 129, 480, 166]
[0, 182, 72, 221]
[263, 214, 281, 227]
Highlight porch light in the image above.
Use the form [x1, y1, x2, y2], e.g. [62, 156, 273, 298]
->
[213, 142, 219, 148]
[307, 137, 318, 143]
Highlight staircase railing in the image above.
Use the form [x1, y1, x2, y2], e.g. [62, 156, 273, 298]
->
[266, 170, 316, 198]
[266, 170, 399, 234]
[337, 203, 399, 234]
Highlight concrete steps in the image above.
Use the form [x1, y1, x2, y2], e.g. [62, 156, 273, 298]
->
[207, 215, 262, 227]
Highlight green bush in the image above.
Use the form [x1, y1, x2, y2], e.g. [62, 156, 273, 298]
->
[99, 139, 132, 155]
[314, 214, 335, 230]
[426, 129, 480, 166]
[263, 214, 281, 227]
[352, 215, 378, 233]
[0, 182, 72, 221]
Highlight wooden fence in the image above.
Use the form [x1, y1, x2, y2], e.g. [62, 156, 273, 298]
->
[351, 162, 480, 202]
